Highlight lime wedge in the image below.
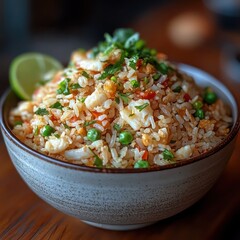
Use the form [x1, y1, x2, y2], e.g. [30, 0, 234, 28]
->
[10, 53, 63, 100]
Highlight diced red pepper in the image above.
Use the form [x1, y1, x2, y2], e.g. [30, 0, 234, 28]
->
[139, 90, 156, 100]
[50, 115, 58, 121]
[162, 79, 169, 88]
[183, 93, 191, 102]
[136, 59, 143, 69]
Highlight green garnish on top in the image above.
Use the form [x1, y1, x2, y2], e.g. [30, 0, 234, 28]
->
[57, 78, 70, 95]
[50, 101, 63, 109]
[92, 29, 173, 79]
[35, 108, 49, 116]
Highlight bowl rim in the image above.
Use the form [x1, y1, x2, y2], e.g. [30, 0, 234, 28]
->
[1, 64, 240, 173]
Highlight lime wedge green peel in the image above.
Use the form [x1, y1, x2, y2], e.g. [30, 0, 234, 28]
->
[10, 53, 63, 100]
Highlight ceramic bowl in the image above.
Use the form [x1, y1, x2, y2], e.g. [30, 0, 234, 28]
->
[0, 64, 239, 231]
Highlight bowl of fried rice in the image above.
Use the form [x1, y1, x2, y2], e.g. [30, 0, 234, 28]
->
[0, 29, 239, 230]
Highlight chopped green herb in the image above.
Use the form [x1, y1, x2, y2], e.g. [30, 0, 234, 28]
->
[14, 121, 23, 126]
[82, 71, 90, 78]
[71, 83, 82, 90]
[103, 44, 115, 55]
[135, 103, 149, 112]
[129, 54, 139, 70]
[98, 52, 125, 80]
[63, 124, 70, 129]
[79, 97, 86, 103]
[35, 108, 49, 116]
[124, 32, 139, 49]
[50, 102, 63, 110]
[158, 62, 169, 75]
[115, 97, 120, 104]
[88, 148, 103, 168]
[129, 113, 135, 117]
[57, 78, 71, 95]
[143, 77, 149, 84]
[94, 156, 103, 168]
[130, 79, 140, 88]
[163, 149, 174, 160]
[54, 133, 60, 138]
[34, 127, 39, 136]
[152, 72, 161, 81]
[113, 123, 121, 132]
[84, 120, 96, 127]
[173, 86, 182, 93]
[134, 160, 149, 168]
[118, 92, 131, 104]
[135, 39, 145, 50]
[42, 125, 55, 137]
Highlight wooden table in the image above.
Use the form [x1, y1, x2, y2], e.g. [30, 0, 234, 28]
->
[1, 0, 240, 239]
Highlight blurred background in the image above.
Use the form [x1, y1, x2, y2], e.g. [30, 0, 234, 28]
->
[0, 0, 240, 238]
[0, 0, 239, 95]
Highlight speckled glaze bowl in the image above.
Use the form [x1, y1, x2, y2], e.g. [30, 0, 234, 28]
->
[0, 64, 239, 231]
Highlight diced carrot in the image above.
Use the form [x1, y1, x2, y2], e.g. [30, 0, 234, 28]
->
[138, 90, 156, 100]
[91, 111, 103, 118]
[142, 150, 148, 160]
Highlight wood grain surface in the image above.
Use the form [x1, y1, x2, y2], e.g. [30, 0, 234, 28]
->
[1, 0, 240, 239]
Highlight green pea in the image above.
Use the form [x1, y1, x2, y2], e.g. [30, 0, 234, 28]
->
[130, 79, 140, 88]
[192, 101, 203, 110]
[110, 76, 117, 82]
[163, 149, 174, 160]
[42, 125, 55, 137]
[194, 109, 205, 119]
[134, 160, 149, 168]
[87, 128, 101, 142]
[204, 92, 217, 104]
[119, 131, 133, 145]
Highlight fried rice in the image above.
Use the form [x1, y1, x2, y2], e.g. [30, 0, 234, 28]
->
[9, 29, 232, 168]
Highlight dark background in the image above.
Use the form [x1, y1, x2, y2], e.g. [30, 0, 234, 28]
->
[0, 0, 168, 96]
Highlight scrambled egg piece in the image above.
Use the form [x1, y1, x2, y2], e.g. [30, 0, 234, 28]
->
[120, 99, 153, 130]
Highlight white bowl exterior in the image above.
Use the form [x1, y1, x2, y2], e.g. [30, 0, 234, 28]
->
[3, 132, 236, 225]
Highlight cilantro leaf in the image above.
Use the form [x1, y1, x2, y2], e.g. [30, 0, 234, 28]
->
[98, 53, 125, 80]
[113, 123, 121, 132]
[135, 103, 149, 112]
[57, 78, 71, 95]
[35, 108, 49, 116]
[50, 102, 63, 109]
[71, 83, 82, 89]
[129, 54, 139, 70]
[118, 92, 131, 104]
[84, 120, 96, 127]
